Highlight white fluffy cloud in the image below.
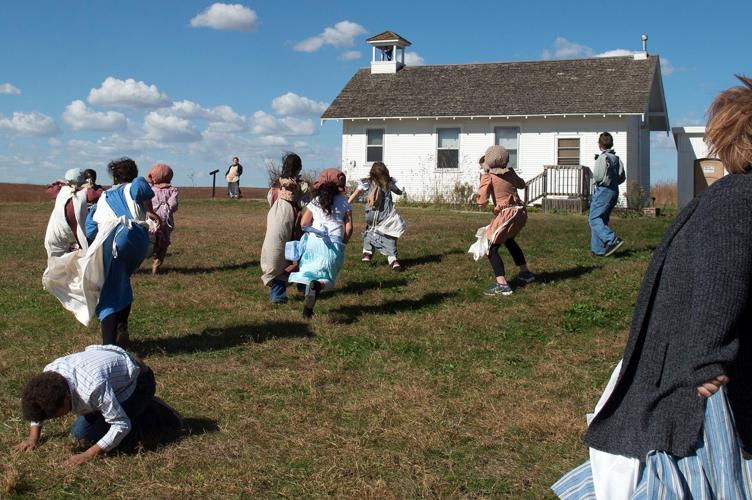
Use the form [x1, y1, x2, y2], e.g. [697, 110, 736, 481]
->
[0, 83, 21, 95]
[542, 37, 595, 59]
[404, 52, 425, 66]
[63, 100, 127, 132]
[256, 135, 288, 146]
[271, 92, 328, 116]
[0, 111, 60, 136]
[251, 110, 316, 136]
[541, 37, 675, 76]
[144, 112, 201, 142]
[158, 100, 245, 125]
[88, 77, 171, 108]
[294, 21, 367, 52]
[340, 50, 361, 61]
[190, 3, 258, 32]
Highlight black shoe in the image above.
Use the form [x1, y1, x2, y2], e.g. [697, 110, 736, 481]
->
[604, 238, 625, 257]
[303, 306, 314, 319]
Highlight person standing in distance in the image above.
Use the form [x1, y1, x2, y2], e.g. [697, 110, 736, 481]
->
[225, 156, 243, 199]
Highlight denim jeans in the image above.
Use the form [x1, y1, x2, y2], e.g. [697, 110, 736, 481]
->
[270, 279, 288, 303]
[588, 186, 619, 255]
[70, 367, 157, 447]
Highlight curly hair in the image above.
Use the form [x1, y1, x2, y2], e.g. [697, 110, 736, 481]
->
[705, 75, 752, 174]
[107, 157, 139, 185]
[316, 182, 340, 215]
[281, 152, 303, 179]
[21, 372, 70, 422]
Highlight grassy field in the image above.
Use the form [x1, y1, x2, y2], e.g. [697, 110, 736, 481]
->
[0, 199, 673, 498]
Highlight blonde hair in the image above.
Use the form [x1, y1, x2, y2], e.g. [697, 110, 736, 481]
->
[705, 75, 752, 174]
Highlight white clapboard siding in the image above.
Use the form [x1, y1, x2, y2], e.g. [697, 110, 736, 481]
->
[341, 115, 646, 205]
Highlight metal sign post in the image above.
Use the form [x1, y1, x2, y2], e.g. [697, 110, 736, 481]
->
[209, 169, 220, 198]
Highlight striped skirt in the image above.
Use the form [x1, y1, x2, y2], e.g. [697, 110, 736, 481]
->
[552, 388, 752, 499]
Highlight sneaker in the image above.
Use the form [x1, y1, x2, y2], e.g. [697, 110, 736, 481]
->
[483, 283, 513, 296]
[604, 238, 625, 257]
[303, 282, 318, 318]
[518, 271, 536, 283]
[390, 260, 402, 272]
[151, 397, 184, 431]
[361, 252, 372, 262]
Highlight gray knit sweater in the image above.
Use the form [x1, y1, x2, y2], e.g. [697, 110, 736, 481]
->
[584, 171, 752, 460]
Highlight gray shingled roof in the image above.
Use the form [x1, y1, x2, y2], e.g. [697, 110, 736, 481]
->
[322, 55, 661, 119]
[366, 31, 411, 45]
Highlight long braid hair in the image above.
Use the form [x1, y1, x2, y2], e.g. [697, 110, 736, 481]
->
[366, 162, 391, 209]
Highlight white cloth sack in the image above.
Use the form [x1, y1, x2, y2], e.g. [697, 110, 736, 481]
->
[468, 225, 490, 261]
[587, 360, 640, 500]
[44, 186, 89, 258]
[42, 183, 151, 326]
[374, 210, 406, 238]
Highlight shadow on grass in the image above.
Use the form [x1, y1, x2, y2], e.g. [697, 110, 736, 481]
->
[136, 260, 259, 275]
[112, 416, 220, 454]
[399, 248, 465, 267]
[330, 291, 457, 324]
[338, 277, 409, 295]
[518, 265, 600, 285]
[130, 320, 313, 356]
[612, 245, 657, 259]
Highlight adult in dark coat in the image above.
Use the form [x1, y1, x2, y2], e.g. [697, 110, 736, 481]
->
[553, 75, 752, 498]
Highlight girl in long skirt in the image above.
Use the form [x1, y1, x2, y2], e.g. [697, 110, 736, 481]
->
[260, 153, 304, 304]
[288, 168, 352, 318]
[85, 157, 159, 346]
[147, 163, 179, 274]
[552, 76, 752, 499]
[347, 162, 405, 271]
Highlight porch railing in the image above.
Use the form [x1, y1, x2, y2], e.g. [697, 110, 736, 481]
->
[524, 165, 593, 212]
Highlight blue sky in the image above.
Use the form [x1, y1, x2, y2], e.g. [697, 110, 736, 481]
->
[0, 0, 749, 186]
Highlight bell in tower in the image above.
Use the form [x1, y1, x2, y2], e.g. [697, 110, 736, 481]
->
[367, 31, 411, 74]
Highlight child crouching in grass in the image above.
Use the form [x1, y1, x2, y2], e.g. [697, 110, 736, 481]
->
[12, 345, 182, 467]
[147, 163, 179, 274]
[289, 168, 353, 318]
[347, 161, 405, 271]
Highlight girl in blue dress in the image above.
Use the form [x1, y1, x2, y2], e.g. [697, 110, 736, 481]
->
[85, 157, 159, 346]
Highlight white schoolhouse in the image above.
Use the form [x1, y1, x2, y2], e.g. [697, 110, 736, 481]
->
[322, 31, 669, 204]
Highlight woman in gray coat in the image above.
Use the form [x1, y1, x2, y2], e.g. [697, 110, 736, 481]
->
[554, 75, 752, 498]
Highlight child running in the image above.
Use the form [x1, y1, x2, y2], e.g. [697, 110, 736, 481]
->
[147, 163, 179, 274]
[473, 145, 534, 296]
[85, 157, 160, 346]
[347, 162, 405, 271]
[44, 168, 90, 258]
[260, 153, 304, 304]
[288, 168, 352, 318]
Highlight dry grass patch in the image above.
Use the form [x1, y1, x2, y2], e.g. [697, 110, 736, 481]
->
[0, 199, 673, 497]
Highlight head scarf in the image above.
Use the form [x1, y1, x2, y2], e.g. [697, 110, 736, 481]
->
[313, 168, 346, 192]
[481, 145, 510, 174]
[147, 163, 174, 187]
[64, 168, 85, 184]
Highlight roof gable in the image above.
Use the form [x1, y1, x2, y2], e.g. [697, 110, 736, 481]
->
[323, 56, 665, 128]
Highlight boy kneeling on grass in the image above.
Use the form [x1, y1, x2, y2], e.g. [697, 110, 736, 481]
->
[12, 345, 182, 467]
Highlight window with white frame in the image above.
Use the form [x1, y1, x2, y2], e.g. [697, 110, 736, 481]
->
[437, 128, 460, 169]
[366, 129, 384, 163]
[557, 138, 581, 165]
[494, 127, 520, 169]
